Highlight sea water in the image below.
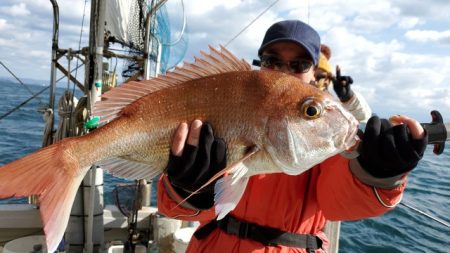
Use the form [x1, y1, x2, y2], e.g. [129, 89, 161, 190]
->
[0, 80, 448, 252]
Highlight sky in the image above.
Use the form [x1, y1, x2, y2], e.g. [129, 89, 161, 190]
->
[0, 0, 449, 121]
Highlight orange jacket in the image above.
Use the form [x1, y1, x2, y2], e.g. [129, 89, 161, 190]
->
[157, 155, 405, 253]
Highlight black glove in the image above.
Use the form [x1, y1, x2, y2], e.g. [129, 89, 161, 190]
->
[166, 122, 227, 209]
[332, 66, 354, 102]
[357, 116, 428, 178]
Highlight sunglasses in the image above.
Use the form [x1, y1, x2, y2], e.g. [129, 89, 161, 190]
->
[314, 70, 333, 91]
[259, 55, 314, 74]
[314, 71, 333, 81]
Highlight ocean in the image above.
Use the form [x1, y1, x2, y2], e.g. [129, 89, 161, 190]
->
[0, 80, 448, 252]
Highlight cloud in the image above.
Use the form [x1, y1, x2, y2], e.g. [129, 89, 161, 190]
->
[0, 0, 449, 121]
[405, 29, 450, 45]
[359, 53, 450, 120]
[0, 3, 30, 17]
[397, 17, 423, 29]
[391, 0, 450, 20]
[0, 19, 6, 30]
[166, 0, 280, 62]
[318, 24, 450, 120]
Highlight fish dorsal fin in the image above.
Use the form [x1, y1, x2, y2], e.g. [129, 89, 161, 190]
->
[94, 45, 251, 124]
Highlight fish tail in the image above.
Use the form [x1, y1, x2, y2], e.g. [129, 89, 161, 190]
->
[0, 140, 87, 253]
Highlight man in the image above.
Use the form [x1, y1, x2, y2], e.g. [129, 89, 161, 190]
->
[157, 20, 427, 252]
[316, 44, 372, 123]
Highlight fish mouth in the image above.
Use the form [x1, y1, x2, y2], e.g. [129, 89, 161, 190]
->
[343, 124, 360, 150]
[324, 99, 360, 150]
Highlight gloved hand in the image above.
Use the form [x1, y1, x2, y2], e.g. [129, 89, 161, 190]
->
[357, 116, 428, 178]
[167, 122, 227, 209]
[332, 65, 354, 102]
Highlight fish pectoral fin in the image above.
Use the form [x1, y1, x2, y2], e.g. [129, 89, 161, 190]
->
[214, 162, 249, 220]
[172, 146, 260, 211]
[98, 157, 160, 181]
[212, 146, 259, 219]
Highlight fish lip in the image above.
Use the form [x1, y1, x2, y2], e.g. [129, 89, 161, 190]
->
[323, 99, 360, 150]
[342, 112, 360, 150]
[343, 123, 360, 150]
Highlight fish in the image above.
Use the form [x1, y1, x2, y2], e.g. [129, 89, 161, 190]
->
[0, 45, 359, 252]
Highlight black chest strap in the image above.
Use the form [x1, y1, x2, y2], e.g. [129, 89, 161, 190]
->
[193, 215, 323, 252]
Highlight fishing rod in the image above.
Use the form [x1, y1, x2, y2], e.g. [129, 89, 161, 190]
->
[342, 110, 449, 159]
[420, 110, 449, 155]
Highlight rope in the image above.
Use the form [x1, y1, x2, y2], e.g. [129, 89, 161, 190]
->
[54, 91, 79, 141]
[73, 96, 88, 136]
[373, 186, 402, 208]
[400, 201, 450, 229]
[42, 108, 54, 147]
[224, 0, 280, 47]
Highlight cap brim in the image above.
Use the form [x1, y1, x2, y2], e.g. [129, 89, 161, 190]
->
[258, 38, 317, 65]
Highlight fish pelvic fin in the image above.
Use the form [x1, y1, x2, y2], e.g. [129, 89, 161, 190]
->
[0, 142, 87, 253]
[94, 45, 251, 125]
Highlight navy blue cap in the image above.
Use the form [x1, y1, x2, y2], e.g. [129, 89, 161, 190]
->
[258, 20, 321, 65]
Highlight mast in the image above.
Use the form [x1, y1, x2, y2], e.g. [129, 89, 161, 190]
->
[86, 0, 106, 252]
[44, 0, 59, 146]
[65, 0, 106, 252]
[87, 0, 105, 109]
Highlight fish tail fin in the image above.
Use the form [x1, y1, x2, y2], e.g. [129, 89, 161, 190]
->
[0, 140, 87, 253]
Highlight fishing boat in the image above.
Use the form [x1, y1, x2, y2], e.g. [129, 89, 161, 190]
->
[0, 0, 347, 251]
[0, 0, 195, 252]
[1, 1, 449, 253]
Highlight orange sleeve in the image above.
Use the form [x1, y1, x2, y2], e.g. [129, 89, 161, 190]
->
[157, 174, 216, 221]
[316, 155, 406, 221]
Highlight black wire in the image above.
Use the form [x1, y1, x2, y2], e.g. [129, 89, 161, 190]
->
[224, 0, 280, 47]
[0, 61, 45, 105]
[0, 86, 49, 121]
[0, 63, 85, 123]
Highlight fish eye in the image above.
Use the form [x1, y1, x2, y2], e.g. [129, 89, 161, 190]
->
[300, 98, 323, 119]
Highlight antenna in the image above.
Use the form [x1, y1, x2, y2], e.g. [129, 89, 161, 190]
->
[224, 0, 280, 47]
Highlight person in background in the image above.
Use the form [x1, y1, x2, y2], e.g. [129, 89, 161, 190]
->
[316, 44, 372, 123]
[157, 20, 428, 253]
